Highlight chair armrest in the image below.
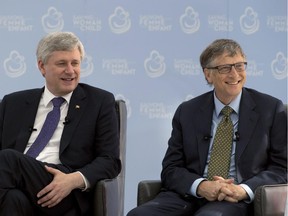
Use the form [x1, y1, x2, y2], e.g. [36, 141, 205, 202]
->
[137, 180, 162, 206]
[254, 184, 288, 216]
[94, 177, 121, 216]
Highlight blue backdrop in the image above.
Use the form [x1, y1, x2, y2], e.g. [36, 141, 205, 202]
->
[0, 0, 287, 214]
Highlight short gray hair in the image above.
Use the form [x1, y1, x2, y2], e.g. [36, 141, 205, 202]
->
[200, 39, 246, 70]
[36, 31, 85, 64]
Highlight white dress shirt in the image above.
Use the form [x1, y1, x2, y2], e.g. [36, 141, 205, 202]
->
[24, 87, 71, 163]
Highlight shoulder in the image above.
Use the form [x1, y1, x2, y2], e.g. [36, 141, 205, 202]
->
[74, 83, 115, 106]
[180, 91, 213, 108]
[242, 87, 285, 113]
[77, 83, 114, 97]
[175, 90, 214, 115]
[244, 88, 279, 100]
[243, 87, 283, 105]
[2, 88, 43, 103]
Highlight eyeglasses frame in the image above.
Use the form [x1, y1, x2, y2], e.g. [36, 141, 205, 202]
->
[205, 62, 247, 74]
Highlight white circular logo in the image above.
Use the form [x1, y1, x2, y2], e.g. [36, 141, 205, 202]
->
[42, 7, 64, 33]
[4, 50, 26, 78]
[271, 52, 288, 80]
[109, 6, 131, 34]
[240, 7, 260, 35]
[144, 50, 166, 78]
[179, 6, 200, 34]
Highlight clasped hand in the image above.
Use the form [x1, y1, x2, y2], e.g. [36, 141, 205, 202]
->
[197, 176, 248, 202]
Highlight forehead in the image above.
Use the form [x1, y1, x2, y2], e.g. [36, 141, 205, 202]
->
[47, 49, 81, 62]
[212, 52, 244, 65]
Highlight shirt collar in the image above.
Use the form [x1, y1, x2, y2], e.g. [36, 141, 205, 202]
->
[213, 90, 242, 117]
[42, 85, 73, 107]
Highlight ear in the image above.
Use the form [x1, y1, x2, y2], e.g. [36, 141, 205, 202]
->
[38, 60, 45, 77]
[203, 68, 213, 84]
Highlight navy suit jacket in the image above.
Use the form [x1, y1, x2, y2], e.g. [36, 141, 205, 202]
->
[0, 83, 121, 213]
[161, 87, 287, 196]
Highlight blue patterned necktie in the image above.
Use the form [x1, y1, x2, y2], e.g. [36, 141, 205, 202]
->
[26, 97, 65, 158]
[207, 106, 234, 180]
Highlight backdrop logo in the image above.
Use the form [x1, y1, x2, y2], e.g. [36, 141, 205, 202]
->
[240, 7, 260, 35]
[140, 102, 174, 119]
[4, 50, 26, 78]
[109, 6, 131, 34]
[81, 54, 94, 77]
[102, 59, 136, 75]
[139, 15, 172, 32]
[115, 94, 131, 118]
[246, 60, 263, 77]
[208, 15, 233, 32]
[271, 52, 287, 80]
[174, 59, 201, 75]
[144, 50, 166, 78]
[73, 15, 102, 32]
[267, 16, 287, 32]
[42, 7, 64, 33]
[0, 16, 33, 32]
[179, 6, 200, 34]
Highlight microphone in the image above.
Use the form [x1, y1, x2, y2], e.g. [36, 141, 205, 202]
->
[203, 135, 212, 141]
[29, 127, 37, 132]
[235, 131, 240, 141]
[63, 117, 70, 125]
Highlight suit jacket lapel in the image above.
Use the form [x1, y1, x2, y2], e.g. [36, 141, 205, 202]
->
[235, 89, 259, 161]
[196, 92, 214, 173]
[15, 89, 43, 152]
[60, 85, 87, 154]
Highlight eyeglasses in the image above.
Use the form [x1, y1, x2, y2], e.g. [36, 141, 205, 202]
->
[206, 62, 247, 74]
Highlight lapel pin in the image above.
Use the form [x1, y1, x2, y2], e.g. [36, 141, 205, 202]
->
[75, 105, 80, 109]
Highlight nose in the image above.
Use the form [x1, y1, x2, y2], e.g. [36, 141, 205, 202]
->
[229, 65, 238, 75]
[65, 63, 74, 73]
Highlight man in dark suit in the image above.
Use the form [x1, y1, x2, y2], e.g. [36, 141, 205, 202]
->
[0, 32, 121, 215]
[127, 39, 287, 216]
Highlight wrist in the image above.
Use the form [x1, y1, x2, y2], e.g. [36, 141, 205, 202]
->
[71, 172, 85, 189]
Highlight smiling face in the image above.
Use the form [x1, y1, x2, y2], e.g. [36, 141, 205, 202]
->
[38, 48, 81, 96]
[204, 52, 246, 105]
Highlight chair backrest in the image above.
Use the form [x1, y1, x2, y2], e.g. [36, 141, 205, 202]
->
[115, 99, 127, 215]
[93, 99, 127, 216]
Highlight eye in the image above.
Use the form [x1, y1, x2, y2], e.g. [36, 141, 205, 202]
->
[235, 63, 243, 69]
[218, 65, 231, 72]
[71, 61, 80, 67]
[57, 62, 66, 67]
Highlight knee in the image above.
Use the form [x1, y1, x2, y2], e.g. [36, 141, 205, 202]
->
[4, 189, 30, 205]
[0, 189, 33, 215]
[0, 149, 27, 166]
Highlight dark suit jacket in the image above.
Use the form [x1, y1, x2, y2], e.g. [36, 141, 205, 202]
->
[0, 83, 121, 214]
[161, 87, 287, 196]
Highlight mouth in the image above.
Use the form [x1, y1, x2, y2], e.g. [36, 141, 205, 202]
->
[226, 80, 240, 85]
[61, 78, 75, 81]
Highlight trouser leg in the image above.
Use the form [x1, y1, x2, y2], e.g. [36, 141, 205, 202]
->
[0, 189, 34, 216]
[127, 191, 197, 216]
[0, 149, 79, 215]
[127, 190, 252, 216]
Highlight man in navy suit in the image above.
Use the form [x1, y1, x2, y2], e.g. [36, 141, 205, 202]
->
[127, 39, 287, 216]
[0, 32, 121, 215]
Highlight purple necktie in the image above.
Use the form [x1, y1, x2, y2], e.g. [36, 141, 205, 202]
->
[26, 97, 65, 158]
